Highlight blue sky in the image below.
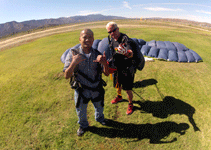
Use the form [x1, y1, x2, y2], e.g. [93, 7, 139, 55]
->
[1, 0, 211, 24]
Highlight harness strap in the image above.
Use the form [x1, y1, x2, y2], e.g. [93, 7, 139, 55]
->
[75, 87, 105, 108]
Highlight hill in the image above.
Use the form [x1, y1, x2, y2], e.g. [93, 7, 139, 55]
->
[0, 14, 126, 38]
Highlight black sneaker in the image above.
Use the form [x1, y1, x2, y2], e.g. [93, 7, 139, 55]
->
[77, 127, 86, 136]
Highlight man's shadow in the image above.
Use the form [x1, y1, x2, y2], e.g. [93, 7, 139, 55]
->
[89, 120, 189, 144]
[133, 96, 200, 132]
[133, 79, 158, 88]
[131, 78, 200, 132]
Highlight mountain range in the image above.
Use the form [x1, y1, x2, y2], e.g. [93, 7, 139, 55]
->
[0, 14, 126, 38]
[1, 14, 211, 39]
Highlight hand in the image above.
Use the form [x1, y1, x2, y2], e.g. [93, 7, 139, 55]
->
[72, 53, 85, 65]
[115, 43, 127, 55]
[125, 50, 133, 58]
[93, 52, 107, 65]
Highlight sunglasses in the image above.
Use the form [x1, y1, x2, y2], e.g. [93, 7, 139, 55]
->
[108, 28, 117, 34]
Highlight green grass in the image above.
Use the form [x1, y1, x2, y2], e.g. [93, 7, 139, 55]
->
[0, 20, 211, 149]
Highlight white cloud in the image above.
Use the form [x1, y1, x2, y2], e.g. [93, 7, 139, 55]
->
[144, 7, 183, 12]
[133, 4, 144, 7]
[185, 14, 211, 23]
[77, 8, 114, 16]
[196, 10, 211, 15]
[77, 10, 99, 16]
[123, 1, 132, 9]
[134, 3, 211, 9]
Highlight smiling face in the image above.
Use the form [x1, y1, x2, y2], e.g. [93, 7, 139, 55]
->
[106, 25, 120, 40]
[79, 29, 94, 51]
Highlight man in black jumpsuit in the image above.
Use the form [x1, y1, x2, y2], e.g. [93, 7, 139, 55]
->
[106, 22, 136, 115]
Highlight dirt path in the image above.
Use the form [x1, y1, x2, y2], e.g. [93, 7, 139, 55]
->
[1, 21, 210, 51]
[0, 21, 106, 51]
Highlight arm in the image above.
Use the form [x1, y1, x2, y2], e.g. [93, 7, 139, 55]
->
[116, 43, 133, 58]
[93, 52, 109, 76]
[102, 62, 109, 76]
[64, 61, 77, 79]
[123, 36, 134, 58]
[64, 53, 85, 79]
[124, 41, 133, 58]
[125, 49, 133, 58]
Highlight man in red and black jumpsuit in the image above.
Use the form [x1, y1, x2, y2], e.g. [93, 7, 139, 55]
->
[106, 22, 137, 115]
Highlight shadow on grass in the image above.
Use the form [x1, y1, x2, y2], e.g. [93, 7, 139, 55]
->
[132, 78, 200, 132]
[89, 120, 189, 144]
[133, 79, 158, 88]
[133, 96, 200, 132]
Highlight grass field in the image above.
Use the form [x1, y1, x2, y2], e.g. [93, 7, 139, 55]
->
[0, 20, 211, 150]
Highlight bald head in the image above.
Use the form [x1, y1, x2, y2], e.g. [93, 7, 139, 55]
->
[80, 29, 94, 37]
[79, 28, 94, 52]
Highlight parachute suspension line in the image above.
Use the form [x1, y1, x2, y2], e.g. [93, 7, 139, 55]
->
[154, 61, 164, 100]
[132, 89, 144, 101]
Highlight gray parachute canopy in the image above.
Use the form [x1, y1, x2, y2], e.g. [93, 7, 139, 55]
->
[60, 38, 202, 63]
